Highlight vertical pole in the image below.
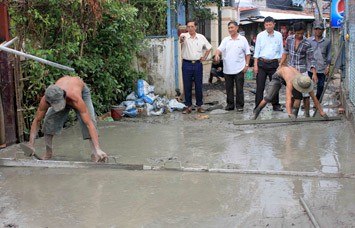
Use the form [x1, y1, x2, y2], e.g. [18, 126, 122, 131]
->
[315, 0, 323, 20]
[0, 2, 9, 147]
[0, 92, 5, 148]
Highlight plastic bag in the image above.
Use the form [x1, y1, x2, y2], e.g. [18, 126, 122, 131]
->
[137, 79, 150, 98]
[126, 92, 138, 101]
[135, 98, 145, 107]
[122, 101, 136, 110]
[142, 93, 158, 104]
[123, 108, 138, 118]
[168, 99, 186, 111]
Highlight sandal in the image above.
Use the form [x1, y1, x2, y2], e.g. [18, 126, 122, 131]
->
[182, 106, 192, 114]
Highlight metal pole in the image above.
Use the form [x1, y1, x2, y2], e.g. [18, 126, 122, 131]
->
[300, 196, 321, 228]
[313, 40, 345, 117]
[1, 37, 18, 47]
[0, 45, 75, 72]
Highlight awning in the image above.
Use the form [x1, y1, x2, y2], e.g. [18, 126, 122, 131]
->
[240, 9, 315, 25]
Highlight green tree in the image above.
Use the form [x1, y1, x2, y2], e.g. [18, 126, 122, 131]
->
[8, 0, 147, 136]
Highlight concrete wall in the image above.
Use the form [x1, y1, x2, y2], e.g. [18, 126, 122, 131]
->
[207, 5, 240, 53]
[136, 37, 176, 97]
[209, 6, 219, 55]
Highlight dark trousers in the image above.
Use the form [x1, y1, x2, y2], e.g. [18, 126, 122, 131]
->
[182, 61, 203, 107]
[224, 71, 244, 109]
[308, 71, 326, 101]
[255, 61, 280, 107]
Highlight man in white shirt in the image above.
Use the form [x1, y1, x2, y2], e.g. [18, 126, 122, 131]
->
[180, 20, 212, 114]
[214, 21, 251, 111]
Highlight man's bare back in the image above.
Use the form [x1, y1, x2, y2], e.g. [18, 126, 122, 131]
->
[277, 66, 300, 84]
[26, 76, 108, 162]
[54, 76, 85, 108]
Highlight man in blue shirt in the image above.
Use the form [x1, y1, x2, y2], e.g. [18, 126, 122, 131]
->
[253, 16, 284, 111]
[307, 20, 331, 101]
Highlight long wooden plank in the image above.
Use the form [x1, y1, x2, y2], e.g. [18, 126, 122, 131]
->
[233, 116, 342, 126]
[0, 158, 143, 170]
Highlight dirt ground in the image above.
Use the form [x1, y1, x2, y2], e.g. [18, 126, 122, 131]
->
[0, 66, 355, 227]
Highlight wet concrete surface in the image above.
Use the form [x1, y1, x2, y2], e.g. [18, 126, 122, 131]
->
[1, 72, 355, 227]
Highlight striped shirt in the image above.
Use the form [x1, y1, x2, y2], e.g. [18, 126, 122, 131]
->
[284, 35, 316, 73]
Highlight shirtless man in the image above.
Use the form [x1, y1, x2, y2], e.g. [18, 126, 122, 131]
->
[252, 66, 328, 120]
[24, 76, 108, 162]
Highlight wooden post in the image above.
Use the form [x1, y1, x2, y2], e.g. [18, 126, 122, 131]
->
[0, 92, 5, 148]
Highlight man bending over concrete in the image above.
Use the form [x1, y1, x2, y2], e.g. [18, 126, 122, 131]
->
[24, 76, 108, 162]
[252, 66, 328, 120]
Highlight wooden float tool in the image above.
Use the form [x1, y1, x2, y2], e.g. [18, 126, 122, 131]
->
[233, 116, 342, 126]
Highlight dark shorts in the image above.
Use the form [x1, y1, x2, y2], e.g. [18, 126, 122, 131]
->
[264, 73, 286, 102]
[292, 88, 304, 100]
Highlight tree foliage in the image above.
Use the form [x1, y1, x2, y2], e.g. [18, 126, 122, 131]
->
[8, 0, 148, 135]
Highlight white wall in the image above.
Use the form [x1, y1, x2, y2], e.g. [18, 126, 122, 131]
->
[207, 5, 240, 52]
[135, 37, 176, 97]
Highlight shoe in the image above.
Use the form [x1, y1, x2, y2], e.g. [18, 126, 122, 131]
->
[225, 106, 234, 111]
[182, 106, 192, 114]
[236, 108, 244, 112]
[208, 76, 213, 84]
[197, 107, 206, 113]
[273, 106, 284, 112]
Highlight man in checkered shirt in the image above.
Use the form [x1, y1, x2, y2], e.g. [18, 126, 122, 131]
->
[279, 22, 317, 117]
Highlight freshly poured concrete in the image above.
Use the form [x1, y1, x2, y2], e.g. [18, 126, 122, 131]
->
[1, 112, 355, 227]
[1, 75, 355, 227]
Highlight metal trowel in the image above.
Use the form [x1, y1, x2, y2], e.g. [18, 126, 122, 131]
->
[19, 143, 42, 160]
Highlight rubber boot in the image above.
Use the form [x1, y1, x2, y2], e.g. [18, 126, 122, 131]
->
[208, 74, 213, 84]
[252, 106, 262, 120]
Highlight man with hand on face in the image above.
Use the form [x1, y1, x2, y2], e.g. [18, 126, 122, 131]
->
[253, 16, 284, 112]
[180, 20, 212, 114]
[214, 21, 251, 112]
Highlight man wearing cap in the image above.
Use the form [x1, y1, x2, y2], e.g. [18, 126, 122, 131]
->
[252, 66, 328, 120]
[308, 20, 332, 102]
[25, 76, 107, 162]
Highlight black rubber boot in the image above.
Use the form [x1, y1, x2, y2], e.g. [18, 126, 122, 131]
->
[252, 106, 262, 120]
[292, 107, 299, 118]
[208, 74, 213, 84]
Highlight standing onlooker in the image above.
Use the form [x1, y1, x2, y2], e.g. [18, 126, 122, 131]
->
[253, 16, 284, 111]
[279, 22, 317, 117]
[180, 20, 212, 114]
[308, 20, 331, 102]
[214, 21, 251, 111]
